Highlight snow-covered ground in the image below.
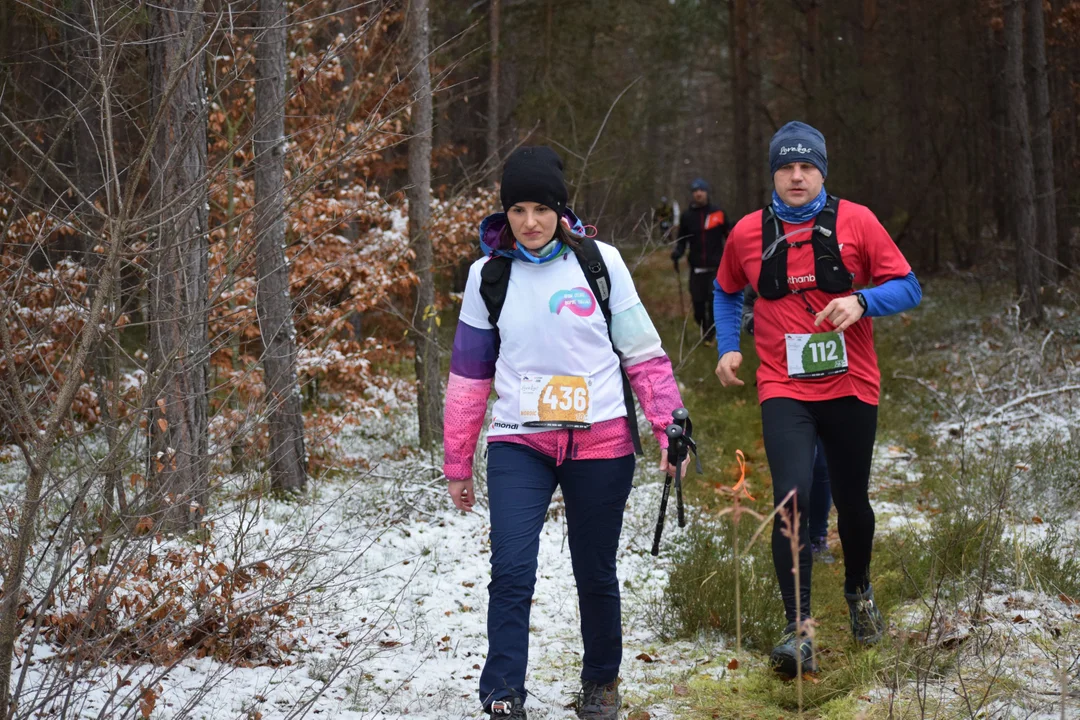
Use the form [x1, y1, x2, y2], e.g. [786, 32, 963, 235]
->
[1, 412, 728, 720]
[4, 291, 1078, 719]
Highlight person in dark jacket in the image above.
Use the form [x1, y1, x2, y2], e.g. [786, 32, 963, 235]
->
[671, 178, 730, 342]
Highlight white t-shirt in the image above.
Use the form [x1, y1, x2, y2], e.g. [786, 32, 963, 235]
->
[459, 242, 640, 437]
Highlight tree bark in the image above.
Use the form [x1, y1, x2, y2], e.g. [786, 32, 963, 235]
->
[254, 0, 308, 492]
[486, 0, 501, 175]
[1049, 0, 1075, 275]
[1025, 0, 1058, 284]
[1004, 0, 1042, 323]
[730, 0, 750, 218]
[408, 0, 442, 447]
[805, 0, 821, 124]
[747, 0, 765, 210]
[147, 0, 210, 530]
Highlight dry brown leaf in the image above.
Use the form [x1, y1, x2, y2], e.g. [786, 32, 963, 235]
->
[628, 712, 651, 720]
[635, 652, 653, 663]
[727, 657, 740, 670]
[157, 418, 168, 432]
[673, 684, 690, 696]
[139, 686, 157, 719]
[1032, 515, 1044, 524]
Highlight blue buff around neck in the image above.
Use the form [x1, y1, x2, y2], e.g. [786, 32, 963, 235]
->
[772, 188, 828, 224]
[513, 240, 564, 264]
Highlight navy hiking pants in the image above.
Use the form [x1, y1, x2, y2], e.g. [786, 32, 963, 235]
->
[479, 442, 635, 707]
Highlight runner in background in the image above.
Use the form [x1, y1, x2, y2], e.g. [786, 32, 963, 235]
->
[672, 178, 730, 344]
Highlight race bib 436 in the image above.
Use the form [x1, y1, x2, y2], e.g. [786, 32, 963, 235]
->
[784, 331, 849, 379]
[519, 374, 592, 429]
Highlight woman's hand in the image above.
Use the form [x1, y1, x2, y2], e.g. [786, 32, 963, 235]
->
[449, 479, 475, 512]
[658, 447, 692, 478]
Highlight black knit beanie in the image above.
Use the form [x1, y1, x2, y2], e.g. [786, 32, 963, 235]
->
[500, 146, 568, 213]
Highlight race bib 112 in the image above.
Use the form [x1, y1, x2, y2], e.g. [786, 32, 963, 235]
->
[784, 331, 849, 379]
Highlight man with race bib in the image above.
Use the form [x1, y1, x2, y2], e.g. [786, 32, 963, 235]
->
[712, 121, 922, 677]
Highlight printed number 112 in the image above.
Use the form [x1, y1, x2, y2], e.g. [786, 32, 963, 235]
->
[809, 340, 838, 364]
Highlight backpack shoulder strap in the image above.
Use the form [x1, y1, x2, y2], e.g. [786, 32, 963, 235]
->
[573, 237, 613, 321]
[479, 255, 513, 329]
[574, 238, 643, 456]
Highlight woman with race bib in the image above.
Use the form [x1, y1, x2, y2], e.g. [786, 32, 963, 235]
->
[712, 122, 922, 678]
[443, 146, 688, 719]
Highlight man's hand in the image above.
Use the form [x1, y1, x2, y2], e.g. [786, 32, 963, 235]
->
[814, 295, 864, 332]
[448, 479, 475, 512]
[716, 351, 745, 387]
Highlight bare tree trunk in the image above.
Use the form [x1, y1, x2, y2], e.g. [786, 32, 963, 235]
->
[408, 0, 442, 447]
[805, 0, 821, 124]
[858, 0, 877, 67]
[1004, 0, 1042, 323]
[1025, 0, 1058, 284]
[730, 0, 750, 218]
[486, 0, 501, 175]
[1050, 0, 1075, 275]
[147, 0, 210, 531]
[748, 0, 765, 210]
[254, 0, 308, 492]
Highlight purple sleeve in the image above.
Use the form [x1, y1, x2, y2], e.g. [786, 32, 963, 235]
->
[624, 355, 684, 449]
[449, 321, 498, 379]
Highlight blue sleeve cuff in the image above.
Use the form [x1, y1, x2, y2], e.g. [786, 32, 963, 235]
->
[860, 271, 922, 318]
[713, 279, 744, 358]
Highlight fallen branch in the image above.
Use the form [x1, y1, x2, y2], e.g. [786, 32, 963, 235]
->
[985, 384, 1080, 419]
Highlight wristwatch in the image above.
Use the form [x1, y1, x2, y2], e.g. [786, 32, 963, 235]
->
[855, 292, 868, 312]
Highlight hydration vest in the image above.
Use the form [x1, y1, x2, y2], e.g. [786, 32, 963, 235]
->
[757, 195, 853, 300]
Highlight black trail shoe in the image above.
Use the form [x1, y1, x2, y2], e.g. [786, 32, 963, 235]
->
[576, 679, 619, 720]
[770, 621, 818, 678]
[845, 583, 885, 645]
[489, 694, 527, 719]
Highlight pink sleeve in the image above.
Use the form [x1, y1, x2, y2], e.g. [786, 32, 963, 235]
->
[624, 355, 684, 449]
[443, 372, 492, 480]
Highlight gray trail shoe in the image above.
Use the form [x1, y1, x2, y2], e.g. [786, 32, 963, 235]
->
[770, 621, 818, 678]
[576, 679, 619, 719]
[845, 583, 886, 645]
[489, 693, 527, 719]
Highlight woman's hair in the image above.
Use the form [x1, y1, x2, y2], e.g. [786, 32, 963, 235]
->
[499, 216, 585, 253]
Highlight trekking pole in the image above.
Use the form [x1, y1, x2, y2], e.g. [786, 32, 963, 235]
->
[651, 407, 703, 557]
[672, 408, 689, 527]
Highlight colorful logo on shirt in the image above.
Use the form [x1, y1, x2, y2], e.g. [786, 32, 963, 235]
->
[549, 287, 596, 316]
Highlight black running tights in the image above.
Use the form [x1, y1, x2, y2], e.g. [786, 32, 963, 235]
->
[760, 396, 878, 622]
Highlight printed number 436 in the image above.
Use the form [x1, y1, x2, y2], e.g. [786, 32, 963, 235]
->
[542, 385, 587, 412]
